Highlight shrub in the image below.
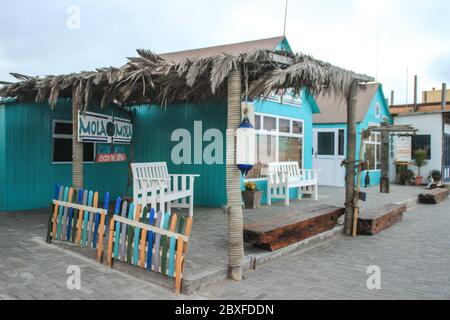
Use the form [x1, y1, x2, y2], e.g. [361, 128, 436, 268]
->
[431, 170, 442, 183]
[400, 169, 415, 185]
[413, 149, 428, 177]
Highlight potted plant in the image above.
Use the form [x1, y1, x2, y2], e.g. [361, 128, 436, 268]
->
[400, 169, 415, 186]
[431, 170, 442, 184]
[242, 181, 263, 209]
[413, 149, 428, 186]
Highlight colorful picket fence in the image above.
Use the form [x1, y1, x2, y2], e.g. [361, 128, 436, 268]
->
[46, 185, 110, 263]
[106, 200, 192, 294]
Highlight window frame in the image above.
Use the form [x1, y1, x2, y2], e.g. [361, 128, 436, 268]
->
[314, 128, 346, 159]
[246, 113, 305, 182]
[411, 134, 432, 160]
[52, 119, 96, 165]
[364, 132, 381, 171]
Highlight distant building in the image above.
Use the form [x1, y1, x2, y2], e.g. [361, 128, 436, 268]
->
[312, 83, 392, 187]
[389, 86, 450, 183]
[423, 87, 450, 104]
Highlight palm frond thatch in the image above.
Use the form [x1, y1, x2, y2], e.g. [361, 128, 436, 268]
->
[0, 47, 358, 109]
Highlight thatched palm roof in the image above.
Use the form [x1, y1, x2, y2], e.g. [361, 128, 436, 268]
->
[0, 47, 355, 110]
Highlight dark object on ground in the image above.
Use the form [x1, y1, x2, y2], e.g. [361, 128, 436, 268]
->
[400, 169, 415, 185]
[357, 203, 407, 236]
[243, 205, 344, 251]
[419, 188, 450, 204]
[242, 191, 263, 209]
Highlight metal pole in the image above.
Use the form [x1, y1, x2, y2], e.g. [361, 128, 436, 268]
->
[442, 83, 447, 111]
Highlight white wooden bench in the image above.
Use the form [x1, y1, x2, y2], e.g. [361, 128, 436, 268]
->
[131, 162, 199, 217]
[267, 162, 319, 206]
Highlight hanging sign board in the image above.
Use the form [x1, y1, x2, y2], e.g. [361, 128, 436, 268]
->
[96, 146, 127, 163]
[395, 136, 412, 162]
[78, 111, 132, 144]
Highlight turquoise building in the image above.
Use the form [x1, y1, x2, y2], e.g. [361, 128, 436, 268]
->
[0, 36, 387, 212]
[1, 36, 319, 211]
[312, 83, 393, 187]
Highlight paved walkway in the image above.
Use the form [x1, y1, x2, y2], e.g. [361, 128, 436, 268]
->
[196, 201, 450, 300]
[0, 210, 190, 300]
[1, 186, 449, 300]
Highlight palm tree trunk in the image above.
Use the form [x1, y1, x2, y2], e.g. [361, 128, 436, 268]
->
[344, 80, 358, 236]
[72, 83, 84, 189]
[226, 68, 244, 281]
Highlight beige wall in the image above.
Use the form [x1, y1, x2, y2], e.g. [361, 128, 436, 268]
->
[423, 89, 450, 103]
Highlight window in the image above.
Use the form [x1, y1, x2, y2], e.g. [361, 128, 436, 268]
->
[364, 132, 381, 170]
[338, 129, 345, 156]
[263, 116, 277, 131]
[246, 114, 304, 180]
[412, 135, 431, 160]
[317, 132, 335, 156]
[375, 103, 381, 118]
[254, 115, 261, 130]
[52, 120, 95, 163]
[279, 119, 290, 133]
[292, 121, 303, 134]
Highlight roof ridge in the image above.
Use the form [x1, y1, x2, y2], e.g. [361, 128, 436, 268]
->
[160, 36, 285, 56]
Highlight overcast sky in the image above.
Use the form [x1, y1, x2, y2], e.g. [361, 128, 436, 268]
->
[1, 0, 449, 104]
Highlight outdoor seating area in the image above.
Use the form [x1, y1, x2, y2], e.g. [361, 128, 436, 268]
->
[131, 162, 199, 217]
[267, 162, 319, 206]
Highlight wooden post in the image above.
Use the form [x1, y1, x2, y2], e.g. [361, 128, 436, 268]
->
[380, 122, 390, 193]
[226, 68, 244, 281]
[413, 75, 418, 112]
[344, 80, 358, 236]
[352, 129, 366, 237]
[72, 82, 84, 189]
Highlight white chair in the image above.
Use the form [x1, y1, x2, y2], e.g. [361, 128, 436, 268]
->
[267, 162, 319, 206]
[131, 162, 199, 217]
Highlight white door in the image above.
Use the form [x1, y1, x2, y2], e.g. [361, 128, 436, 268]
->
[313, 128, 346, 187]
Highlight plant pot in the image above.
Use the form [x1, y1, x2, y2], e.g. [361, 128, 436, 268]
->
[242, 190, 263, 209]
[415, 176, 423, 186]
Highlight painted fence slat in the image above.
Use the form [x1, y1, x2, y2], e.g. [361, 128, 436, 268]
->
[126, 203, 136, 263]
[69, 189, 82, 241]
[168, 214, 178, 277]
[88, 192, 99, 247]
[96, 192, 109, 263]
[71, 189, 84, 243]
[152, 211, 164, 272]
[133, 205, 142, 265]
[76, 191, 88, 244]
[62, 188, 74, 240]
[47, 185, 62, 243]
[115, 201, 127, 259]
[146, 208, 156, 270]
[175, 236, 184, 294]
[82, 191, 93, 246]
[56, 187, 69, 239]
[64, 188, 75, 241]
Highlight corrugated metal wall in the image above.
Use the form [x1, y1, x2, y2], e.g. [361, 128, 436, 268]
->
[132, 101, 227, 208]
[0, 104, 6, 210]
[1, 100, 130, 211]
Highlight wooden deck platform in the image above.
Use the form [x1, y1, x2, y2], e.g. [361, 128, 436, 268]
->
[357, 203, 407, 236]
[243, 205, 345, 251]
[419, 188, 450, 204]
